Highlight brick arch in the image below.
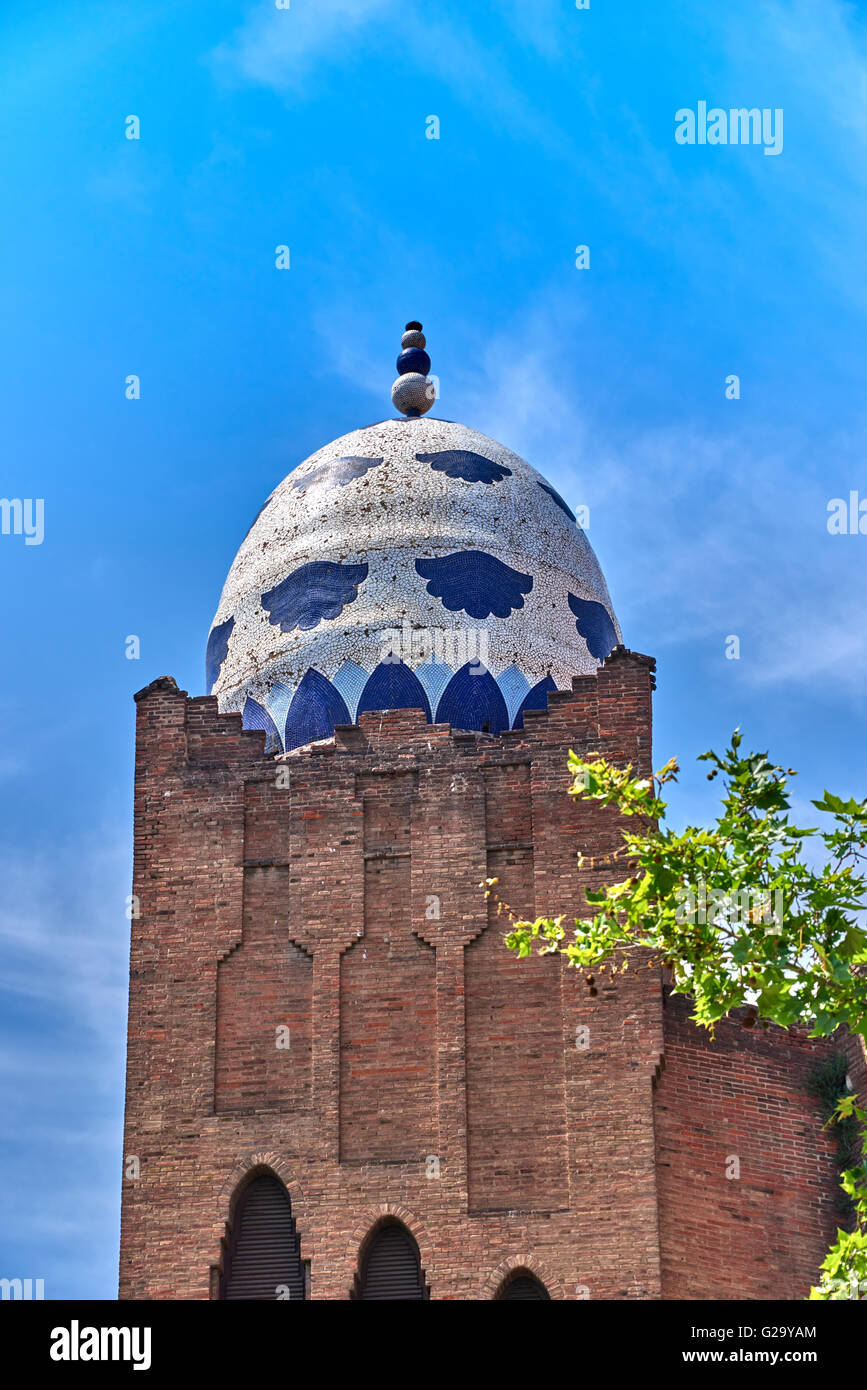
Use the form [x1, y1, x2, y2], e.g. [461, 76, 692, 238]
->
[213, 1152, 310, 1269]
[483, 1254, 564, 1301]
[217, 1151, 306, 1217]
[210, 1155, 308, 1301]
[345, 1203, 433, 1295]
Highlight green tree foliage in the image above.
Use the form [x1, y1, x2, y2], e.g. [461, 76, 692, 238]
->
[502, 733, 867, 1299]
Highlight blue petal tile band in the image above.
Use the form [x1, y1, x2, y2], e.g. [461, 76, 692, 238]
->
[436, 662, 510, 736]
[284, 669, 351, 751]
[242, 696, 281, 755]
[357, 661, 432, 722]
[513, 674, 557, 729]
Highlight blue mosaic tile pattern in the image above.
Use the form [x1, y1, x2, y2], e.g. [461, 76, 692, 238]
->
[568, 594, 618, 662]
[262, 561, 369, 633]
[242, 696, 281, 754]
[415, 551, 533, 620]
[205, 616, 235, 693]
[356, 661, 432, 722]
[263, 680, 294, 741]
[227, 661, 569, 749]
[435, 662, 510, 736]
[414, 659, 455, 715]
[290, 455, 383, 495]
[497, 663, 531, 726]
[331, 659, 370, 721]
[208, 417, 622, 727]
[513, 674, 557, 729]
[537, 481, 576, 523]
[417, 449, 512, 485]
[284, 669, 351, 751]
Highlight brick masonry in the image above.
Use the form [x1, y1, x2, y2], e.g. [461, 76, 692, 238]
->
[118, 649, 866, 1299]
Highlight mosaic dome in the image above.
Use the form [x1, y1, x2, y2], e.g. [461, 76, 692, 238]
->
[207, 326, 621, 752]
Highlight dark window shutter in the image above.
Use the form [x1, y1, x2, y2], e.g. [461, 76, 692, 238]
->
[222, 1175, 305, 1301]
[497, 1274, 551, 1301]
[358, 1222, 427, 1300]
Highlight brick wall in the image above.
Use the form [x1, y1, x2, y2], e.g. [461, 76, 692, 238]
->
[118, 652, 848, 1300]
[654, 994, 845, 1299]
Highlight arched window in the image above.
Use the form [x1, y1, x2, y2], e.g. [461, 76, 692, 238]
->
[355, 1219, 428, 1300]
[495, 1271, 551, 1301]
[221, 1173, 305, 1300]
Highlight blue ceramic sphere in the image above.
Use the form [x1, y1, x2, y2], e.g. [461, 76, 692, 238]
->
[396, 347, 431, 377]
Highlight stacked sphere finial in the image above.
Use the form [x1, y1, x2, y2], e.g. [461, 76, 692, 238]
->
[391, 320, 435, 417]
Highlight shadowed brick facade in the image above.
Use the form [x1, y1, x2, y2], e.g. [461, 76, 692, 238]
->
[118, 648, 865, 1300]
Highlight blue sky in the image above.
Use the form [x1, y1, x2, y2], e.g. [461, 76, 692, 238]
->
[1, 0, 866, 1298]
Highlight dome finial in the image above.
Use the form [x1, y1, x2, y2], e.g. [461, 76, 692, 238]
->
[391, 320, 434, 417]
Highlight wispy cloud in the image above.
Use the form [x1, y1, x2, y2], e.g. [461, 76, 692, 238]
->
[0, 834, 130, 1040]
[210, 0, 397, 91]
[430, 304, 867, 698]
[210, 0, 584, 164]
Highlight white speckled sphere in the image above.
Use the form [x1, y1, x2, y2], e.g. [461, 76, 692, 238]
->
[391, 373, 435, 416]
[207, 416, 621, 750]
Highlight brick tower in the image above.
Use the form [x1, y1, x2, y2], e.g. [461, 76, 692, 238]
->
[119, 325, 863, 1299]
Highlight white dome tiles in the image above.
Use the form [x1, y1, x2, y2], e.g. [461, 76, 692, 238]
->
[207, 417, 621, 751]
